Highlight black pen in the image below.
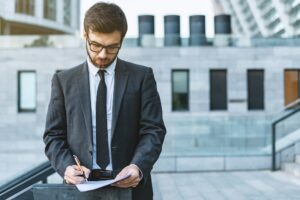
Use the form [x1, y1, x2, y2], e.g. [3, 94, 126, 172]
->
[73, 155, 88, 181]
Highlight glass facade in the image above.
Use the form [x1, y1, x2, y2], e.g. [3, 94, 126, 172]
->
[247, 69, 265, 110]
[172, 70, 189, 111]
[210, 69, 227, 110]
[44, 0, 56, 21]
[63, 0, 71, 26]
[284, 69, 300, 106]
[15, 0, 35, 16]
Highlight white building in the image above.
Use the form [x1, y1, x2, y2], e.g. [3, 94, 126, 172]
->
[214, 0, 300, 37]
[0, 0, 80, 35]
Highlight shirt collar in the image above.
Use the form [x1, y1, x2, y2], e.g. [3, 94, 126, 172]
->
[87, 57, 117, 77]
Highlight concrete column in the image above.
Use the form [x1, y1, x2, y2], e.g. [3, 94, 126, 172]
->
[3, 22, 10, 35]
[35, 0, 43, 19]
[214, 14, 231, 46]
[164, 15, 181, 46]
[56, 0, 63, 24]
[138, 15, 155, 47]
[189, 15, 206, 46]
[70, 0, 78, 28]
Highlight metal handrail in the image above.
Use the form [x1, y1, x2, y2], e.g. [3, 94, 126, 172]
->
[285, 98, 300, 110]
[0, 161, 55, 200]
[271, 99, 300, 171]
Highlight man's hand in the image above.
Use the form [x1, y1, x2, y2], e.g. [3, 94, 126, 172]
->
[64, 165, 91, 184]
[112, 164, 141, 188]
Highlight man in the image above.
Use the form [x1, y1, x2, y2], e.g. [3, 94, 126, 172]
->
[43, 2, 166, 200]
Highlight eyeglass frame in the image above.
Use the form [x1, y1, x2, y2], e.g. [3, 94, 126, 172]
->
[86, 34, 121, 54]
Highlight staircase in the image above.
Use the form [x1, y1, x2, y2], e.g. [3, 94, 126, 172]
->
[281, 142, 300, 178]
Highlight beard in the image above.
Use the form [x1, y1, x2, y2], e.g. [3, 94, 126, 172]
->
[86, 46, 118, 69]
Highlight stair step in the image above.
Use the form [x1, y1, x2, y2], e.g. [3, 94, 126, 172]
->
[282, 162, 300, 177]
[295, 155, 300, 164]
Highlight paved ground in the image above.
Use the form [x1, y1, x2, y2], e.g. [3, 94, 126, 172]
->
[152, 171, 300, 200]
[3, 169, 300, 200]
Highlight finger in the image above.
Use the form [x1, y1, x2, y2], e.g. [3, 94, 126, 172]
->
[115, 175, 140, 188]
[65, 174, 86, 184]
[115, 168, 129, 179]
[64, 175, 76, 185]
[65, 165, 79, 176]
[114, 181, 139, 188]
[81, 166, 91, 178]
[68, 165, 86, 176]
[117, 176, 135, 185]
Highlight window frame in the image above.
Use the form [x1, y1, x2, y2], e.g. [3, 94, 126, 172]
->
[171, 69, 190, 111]
[209, 69, 228, 111]
[17, 70, 37, 113]
[247, 69, 265, 111]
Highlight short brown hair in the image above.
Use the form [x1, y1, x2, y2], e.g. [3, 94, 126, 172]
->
[84, 2, 128, 38]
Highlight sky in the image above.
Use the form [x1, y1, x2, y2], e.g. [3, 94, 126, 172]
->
[80, 0, 215, 38]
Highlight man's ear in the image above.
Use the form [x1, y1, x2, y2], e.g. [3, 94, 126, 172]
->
[83, 31, 87, 39]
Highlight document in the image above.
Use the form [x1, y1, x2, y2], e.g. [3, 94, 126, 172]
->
[76, 174, 131, 192]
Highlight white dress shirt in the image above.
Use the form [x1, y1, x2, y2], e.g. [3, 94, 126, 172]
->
[87, 58, 116, 170]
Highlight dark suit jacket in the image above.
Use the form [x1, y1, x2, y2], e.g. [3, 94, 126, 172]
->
[43, 58, 166, 200]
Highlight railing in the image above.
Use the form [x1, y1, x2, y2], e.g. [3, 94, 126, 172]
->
[271, 99, 300, 171]
[0, 161, 55, 200]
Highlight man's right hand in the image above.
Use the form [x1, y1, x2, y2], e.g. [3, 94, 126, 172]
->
[64, 165, 91, 184]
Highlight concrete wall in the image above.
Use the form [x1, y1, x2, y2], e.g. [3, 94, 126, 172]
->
[1, 46, 299, 140]
[0, 46, 300, 181]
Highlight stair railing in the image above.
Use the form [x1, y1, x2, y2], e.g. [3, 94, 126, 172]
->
[272, 98, 300, 171]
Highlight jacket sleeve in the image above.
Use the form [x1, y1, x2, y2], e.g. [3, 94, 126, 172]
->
[130, 67, 166, 184]
[43, 73, 75, 177]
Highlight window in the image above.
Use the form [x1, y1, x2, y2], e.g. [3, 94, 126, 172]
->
[172, 70, 189, 111]
[15, 0, 34, 16]
[210, 69, 227, 110]
[63, 0, 71, 26]
[44, 0, 56, 21]
[247, 70, 264, 110]
[284, 69, 300, 106]
[18, 71, 36, 112]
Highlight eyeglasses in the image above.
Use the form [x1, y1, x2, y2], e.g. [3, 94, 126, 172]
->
[86, 35, 121, 54]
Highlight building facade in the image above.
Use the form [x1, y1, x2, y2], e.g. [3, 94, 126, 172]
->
[0, 0, 80, 35]
[214, 0, 300, 37]
[1, 5, 300, 182]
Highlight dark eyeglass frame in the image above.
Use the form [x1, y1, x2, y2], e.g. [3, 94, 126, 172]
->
[86, 34, 121, 54]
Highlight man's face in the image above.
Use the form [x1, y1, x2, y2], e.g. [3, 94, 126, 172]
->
[84, 30, 122, 69]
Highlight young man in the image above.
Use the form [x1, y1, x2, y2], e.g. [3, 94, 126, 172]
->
[43, 2, 166, 200]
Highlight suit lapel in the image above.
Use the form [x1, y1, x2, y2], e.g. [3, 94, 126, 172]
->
[76, 62, 93, 148]
[112, 59, 129, 138]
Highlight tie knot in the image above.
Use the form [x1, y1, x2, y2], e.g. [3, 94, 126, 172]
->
[98, 69, 106, 79]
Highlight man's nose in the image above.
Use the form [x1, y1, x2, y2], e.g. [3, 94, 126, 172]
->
[97, 48, 107, 58]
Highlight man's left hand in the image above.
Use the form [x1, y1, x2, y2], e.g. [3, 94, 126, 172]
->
[112, 164, 141, 188]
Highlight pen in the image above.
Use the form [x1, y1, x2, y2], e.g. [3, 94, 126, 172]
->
[73, 155, 88, 181]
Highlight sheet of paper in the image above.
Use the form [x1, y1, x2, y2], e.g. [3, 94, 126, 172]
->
[76, 174, 130, 192]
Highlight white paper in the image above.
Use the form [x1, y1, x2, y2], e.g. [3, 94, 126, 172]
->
[76, 174, 131, 192]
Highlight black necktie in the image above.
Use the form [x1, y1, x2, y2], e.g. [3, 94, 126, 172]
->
[96, 70, 109, 169]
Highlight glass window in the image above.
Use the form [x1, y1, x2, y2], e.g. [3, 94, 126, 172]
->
[63, 0, 71, 26]
[248, 70, 264, 110]
[15, 0, 35, 16]
[18, 71, 36, 112]
[172, 70, 189, 111]
[44, 0, 56, 21]
[210, 69, 227, 110]
[284, 69, 300, 106]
